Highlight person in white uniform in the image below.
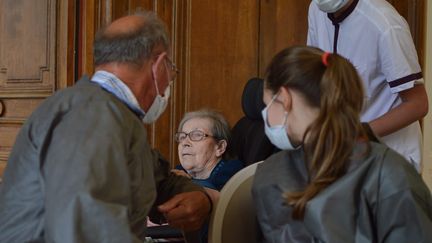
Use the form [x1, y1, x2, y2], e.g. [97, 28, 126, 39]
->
[308, 0, 428, 172]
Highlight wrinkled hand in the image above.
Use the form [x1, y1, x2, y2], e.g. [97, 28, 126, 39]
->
[171, 169, 192, 179]
[158, 191, 211, 231]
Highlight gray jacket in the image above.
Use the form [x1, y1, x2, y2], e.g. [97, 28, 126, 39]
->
[253, 142, 432, 243]
[0, 77, 202, 243]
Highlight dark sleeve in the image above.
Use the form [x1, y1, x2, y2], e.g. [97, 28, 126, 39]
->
[148, 151, 204, 224]
[42, 101, 140, 243]
[376, 151, 432, 242]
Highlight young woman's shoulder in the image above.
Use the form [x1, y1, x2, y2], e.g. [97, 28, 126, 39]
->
[254, 149, 308, 192]
[367, 141, 429, 199]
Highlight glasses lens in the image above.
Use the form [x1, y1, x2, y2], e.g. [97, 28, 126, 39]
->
[189, 130, 205, 141]
[169, 58, 180, 73]
[175, 132, 186, 142]
[164, 58, 173, 70]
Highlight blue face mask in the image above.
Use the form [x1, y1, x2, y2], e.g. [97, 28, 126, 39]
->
[261, 95, 297, 150]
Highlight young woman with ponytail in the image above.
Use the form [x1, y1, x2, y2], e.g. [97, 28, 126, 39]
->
[252, 46, 432, 242]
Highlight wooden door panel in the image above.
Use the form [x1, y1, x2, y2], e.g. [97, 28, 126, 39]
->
[0, 98, 44, 118]
[0, 0, 56, 91]
[0, 0, 57, 177]
[0, 124, 20, 178]
[259, 0, 309, 76]
[0, 97, 44, 165]
[0, 0, 76, 179]
[187, 0, 259, 125]
[129, 0, 154, 11]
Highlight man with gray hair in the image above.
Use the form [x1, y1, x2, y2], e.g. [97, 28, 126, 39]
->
[0, 12, 211, 243]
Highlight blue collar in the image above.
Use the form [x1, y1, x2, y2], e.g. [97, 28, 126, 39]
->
[91, 70, 145, 118]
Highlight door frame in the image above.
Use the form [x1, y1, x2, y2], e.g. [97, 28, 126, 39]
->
[422, 1, 432, 190]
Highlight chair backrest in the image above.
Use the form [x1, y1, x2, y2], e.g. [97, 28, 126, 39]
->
[209, 162, 262, 243]
[231, 78, 278, 166]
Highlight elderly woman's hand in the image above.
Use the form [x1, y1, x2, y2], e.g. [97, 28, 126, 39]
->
[171, 169, 192, 179]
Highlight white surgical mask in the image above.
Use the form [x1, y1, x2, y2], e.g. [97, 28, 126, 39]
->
[142, 84, 170, 124]
[142, 54, 172, 124]
[313, 0, 349, 13]
[142, 62, 171, 124]
[261, 95, 297, 150]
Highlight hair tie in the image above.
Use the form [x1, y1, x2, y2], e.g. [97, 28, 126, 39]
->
[322, 52, 330, 67]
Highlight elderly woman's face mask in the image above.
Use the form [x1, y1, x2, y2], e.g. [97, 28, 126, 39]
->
[177, 118, 224, 178]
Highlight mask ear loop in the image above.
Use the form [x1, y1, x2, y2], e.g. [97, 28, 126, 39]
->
[152, 52, 167, 95]
[266, 90, 289, 127]
[282, 110, 289, 126]
[268, 90, 281, 106]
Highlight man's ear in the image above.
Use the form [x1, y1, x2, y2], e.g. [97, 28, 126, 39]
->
[215, 140, 227, 157]
[152, 52, 167, 74]
[279, 86, 292, 111]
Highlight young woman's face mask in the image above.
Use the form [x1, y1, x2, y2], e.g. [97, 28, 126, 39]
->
[261, 94, 297, 150]
[313, 0, 349, 13]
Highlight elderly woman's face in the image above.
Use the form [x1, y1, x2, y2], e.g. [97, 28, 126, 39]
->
[177, 118, 222, 174]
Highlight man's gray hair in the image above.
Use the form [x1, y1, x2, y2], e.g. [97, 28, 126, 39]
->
[178, 109, 234, 160]
[93, 11, 170, 67]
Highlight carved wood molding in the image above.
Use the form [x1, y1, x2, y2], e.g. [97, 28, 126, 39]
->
[1, 67, 52, 84]
[56, 0, 77, 89]
[0, 0, 56, 86]
[0, 159, 7, 182]
[0, 152, 9, 164]
[0, 88, 53, 98]
[0, 100, 4, 117]
[0, 118, 26, 125]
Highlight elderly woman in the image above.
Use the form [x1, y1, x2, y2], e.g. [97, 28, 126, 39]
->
[172, 109, 243, 197]
[172, 109, 243, 242]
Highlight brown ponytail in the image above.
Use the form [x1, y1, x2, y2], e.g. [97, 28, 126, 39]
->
[265, 46, 368, 219]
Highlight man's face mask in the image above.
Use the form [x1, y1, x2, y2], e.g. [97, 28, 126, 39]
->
[142, 84, 170, 124]
[142, 56, 171, 124]
[313, 0, 349, 13]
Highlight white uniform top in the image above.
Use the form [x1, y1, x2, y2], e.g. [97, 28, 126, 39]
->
[307, 0, 423, 171]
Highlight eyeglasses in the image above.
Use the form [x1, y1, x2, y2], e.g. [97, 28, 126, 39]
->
[165, 56, 179, 74]
[175, 130, 213, 142]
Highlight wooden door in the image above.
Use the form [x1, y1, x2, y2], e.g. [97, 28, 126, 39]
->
[0, 0, 76, 179]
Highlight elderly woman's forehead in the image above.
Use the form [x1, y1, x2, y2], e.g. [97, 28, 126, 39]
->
[182, 117, 213, 130]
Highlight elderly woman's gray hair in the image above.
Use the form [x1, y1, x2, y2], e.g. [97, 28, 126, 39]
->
[93, 10, 170, 67]
[178, 109, 234, 160]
